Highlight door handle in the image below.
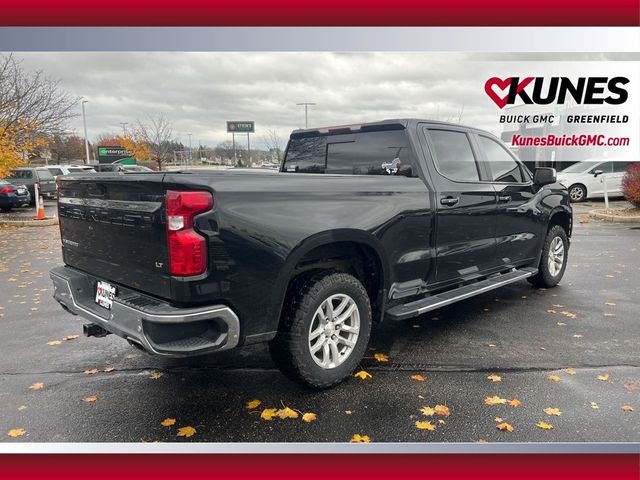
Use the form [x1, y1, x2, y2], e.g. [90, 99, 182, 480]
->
[440, 196, 459, 206]
[498, 195, 511, 203]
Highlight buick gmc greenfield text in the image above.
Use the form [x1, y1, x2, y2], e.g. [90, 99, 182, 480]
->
[50, 120, 572, 388]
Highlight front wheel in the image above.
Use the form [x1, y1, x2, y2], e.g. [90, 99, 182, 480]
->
[269, 271, 372, 389]
[568, 184, 586, 202]
[528, 225, 569, 288]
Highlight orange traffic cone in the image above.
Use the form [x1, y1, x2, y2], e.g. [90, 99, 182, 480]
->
[34, 197, 46, 220]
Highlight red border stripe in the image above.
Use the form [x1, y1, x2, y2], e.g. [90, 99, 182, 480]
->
[0, 0, 638, 26]
[1, 454, 639, 479]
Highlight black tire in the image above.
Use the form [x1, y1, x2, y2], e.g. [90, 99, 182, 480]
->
[568, 184, 586, 203]
[269, 271, 372, 389]
[528, 225, 569, 288]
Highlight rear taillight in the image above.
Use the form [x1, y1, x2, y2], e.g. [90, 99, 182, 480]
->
[165, 190, 213, 276]
[0, 186, 12, 194]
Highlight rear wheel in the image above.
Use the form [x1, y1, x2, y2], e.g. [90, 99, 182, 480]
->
[269, 271, 372, 389]
[528, 225, 569, 288]
[568, 184, 586, 202]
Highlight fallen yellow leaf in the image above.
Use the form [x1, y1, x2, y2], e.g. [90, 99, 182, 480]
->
[621, 405, 634, 412]
[547, 309, 557, 314]
[374, 353, 389, 362]
[597, 374, 609, 381]
[434, 405, 450, 417]
[84, 368, 99, 375]
[104, 367, 115, 373]
[604, 313, 616, 317]
[82, 396, 97, 403]
[487, 374, 502, 382]
[18, 405, 27, 411]
[496, 422, 513, 432]
[544, 407, 562, 416]
[150, 372, 164, 380]
[29, 383, 43, 391]
[7, 428, 26, 438]
[410, 374, 426, 382]
[177, 426, 196, 438]
[161, 418, 176, 427]
[508, 399, 522, 407]
[345, 410, 352, 415]
[260, 408, 278, 421]
[245, 399, 261, 410]
[302, 412, 317, 423]
[548, 375, 561, 382]
[605, 302, 616, 306]
[565, 369, 577, 375]
[350, 434, 371, 443]
[46, 340, 62, 346]
[420, 406, 436, 416]
[63, 335, 79, 341]
[537, 421, 554, 430]
[590, 402, 599, 409]
[415, 421, 436, 431]
[276, 407, 299, 419]
[354, 370, 372, 380]
[484, 396, 507, 406]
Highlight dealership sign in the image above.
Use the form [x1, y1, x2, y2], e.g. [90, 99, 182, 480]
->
[226, 121, 255, 133]
[484, 77, 630, 109]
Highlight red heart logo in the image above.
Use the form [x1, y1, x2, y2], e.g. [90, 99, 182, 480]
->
[484, 77, 534, 109]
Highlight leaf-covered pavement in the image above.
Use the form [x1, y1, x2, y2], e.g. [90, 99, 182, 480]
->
[0, 214, 638, 442]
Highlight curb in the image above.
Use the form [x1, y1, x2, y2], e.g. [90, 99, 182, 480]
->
[589, 209, 640, 223]
[0, 217, 59, 227]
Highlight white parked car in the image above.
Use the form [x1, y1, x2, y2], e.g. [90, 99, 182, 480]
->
[46, 165, 96, 178]
[557, 159, 637, 202]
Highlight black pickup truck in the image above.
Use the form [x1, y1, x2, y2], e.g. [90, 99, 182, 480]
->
[50, 119, 572, 388]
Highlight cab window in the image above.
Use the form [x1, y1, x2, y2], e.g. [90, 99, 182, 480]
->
[479, 135, 525, 183]
[427, 129, 480, 182]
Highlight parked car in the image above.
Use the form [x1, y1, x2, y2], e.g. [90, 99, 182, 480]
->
[50, 119, 572, 388]
[0, 179, 31, 212]
[557, 159, 637, 202]
[46, 165, 96, 178]
[94, 164, 126, 173]
[8, 167, 57, 204]
[122, 165, 153, 172]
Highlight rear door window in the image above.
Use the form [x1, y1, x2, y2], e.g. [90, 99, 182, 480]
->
[36, 169, 54, 180]
[11, 170, 33, 179]
[592, 162, 614, 174]
[427, 129, 480, 182]
[49, 168, 63, 176]
[613, 161, 633, 173]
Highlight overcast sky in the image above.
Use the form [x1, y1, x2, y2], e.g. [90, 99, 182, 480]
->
[7, 52, 640, 151]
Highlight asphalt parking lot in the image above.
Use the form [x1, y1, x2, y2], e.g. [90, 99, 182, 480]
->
[0, 200, 638, 443]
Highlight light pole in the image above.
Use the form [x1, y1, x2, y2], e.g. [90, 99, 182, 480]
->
[81, 100, 90, 165]
[120, 122, 128, 137]
[187, 133, 193, 164]
[296, 102, 316, 128]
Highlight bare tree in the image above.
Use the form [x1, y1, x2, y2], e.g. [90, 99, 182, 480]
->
[134, 113, 173, 171]
[0, 54, 78, 145]
[261, 128, 285, 164]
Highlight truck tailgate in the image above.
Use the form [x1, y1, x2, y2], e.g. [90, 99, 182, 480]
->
[57, 174, 172, 300]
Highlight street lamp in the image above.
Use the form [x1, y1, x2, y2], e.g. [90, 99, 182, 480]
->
[81, 99, 90, 165]
[120, 122, 128, 137]
[296, 102, 316, 128]
[187, 133, 193, 164]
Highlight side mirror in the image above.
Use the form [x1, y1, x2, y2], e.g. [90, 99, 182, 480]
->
[593, 169, 604, 177]
[533, 167, 556, 186]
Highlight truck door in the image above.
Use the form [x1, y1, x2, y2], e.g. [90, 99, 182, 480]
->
[421, 126, 499, 286]
[475, 133, 541, 266]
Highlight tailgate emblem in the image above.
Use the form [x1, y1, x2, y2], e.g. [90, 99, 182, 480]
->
[155, 262, 164, 268]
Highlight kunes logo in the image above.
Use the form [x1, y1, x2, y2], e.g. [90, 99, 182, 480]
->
[484, 77, 629, 109]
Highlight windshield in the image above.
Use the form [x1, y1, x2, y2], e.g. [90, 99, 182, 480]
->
[36, 169, 54, 180]
[561, 161, 600, 174]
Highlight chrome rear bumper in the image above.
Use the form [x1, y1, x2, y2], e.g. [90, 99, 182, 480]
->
[50, 266, 240, 356]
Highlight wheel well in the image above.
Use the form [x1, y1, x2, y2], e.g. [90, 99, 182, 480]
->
[288, 241, 385, 322]
[549, 210, 572, 237]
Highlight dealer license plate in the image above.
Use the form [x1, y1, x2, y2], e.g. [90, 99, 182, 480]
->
[17, 188, 26, 195]
[95, 281, 116, 310]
